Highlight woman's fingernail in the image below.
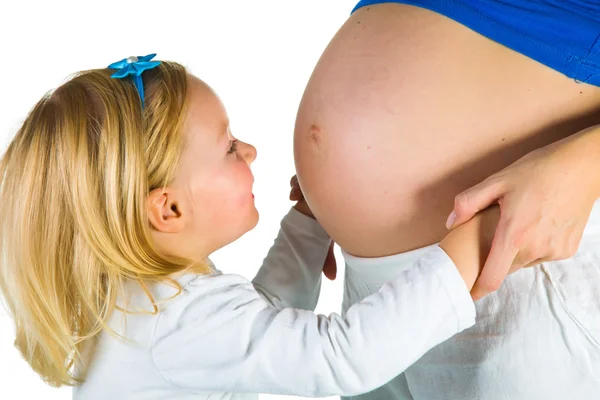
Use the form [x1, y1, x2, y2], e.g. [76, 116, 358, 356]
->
[445, 211, 456, 229]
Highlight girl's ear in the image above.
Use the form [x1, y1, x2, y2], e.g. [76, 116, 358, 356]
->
[147, 188, 186, 233]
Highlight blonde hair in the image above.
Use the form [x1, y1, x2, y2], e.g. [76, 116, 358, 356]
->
[0, 61, 211, 387]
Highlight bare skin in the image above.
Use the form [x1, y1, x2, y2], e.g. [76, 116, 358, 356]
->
[294, 4, 600, 259]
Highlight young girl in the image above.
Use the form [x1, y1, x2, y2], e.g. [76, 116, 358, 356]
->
[0, 55, 498, 399]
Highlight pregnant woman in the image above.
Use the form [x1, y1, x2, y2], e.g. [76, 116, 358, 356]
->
[294, 1, 600, 399]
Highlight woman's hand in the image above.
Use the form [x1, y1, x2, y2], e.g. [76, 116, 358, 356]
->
[290, 175, 337, 280]
[446, 126, 600, 300]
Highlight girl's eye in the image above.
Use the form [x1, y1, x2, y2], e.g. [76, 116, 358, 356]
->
[227, 139, 238, 154]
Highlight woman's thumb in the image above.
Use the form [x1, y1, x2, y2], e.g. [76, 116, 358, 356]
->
[447, 178, 504, 229]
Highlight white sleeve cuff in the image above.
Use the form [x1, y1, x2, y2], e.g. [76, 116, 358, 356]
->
[427, 245, 476, 331]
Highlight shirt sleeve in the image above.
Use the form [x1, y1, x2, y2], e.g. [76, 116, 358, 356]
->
[252, 207, 331, 311]
[151, 245, 476, 397]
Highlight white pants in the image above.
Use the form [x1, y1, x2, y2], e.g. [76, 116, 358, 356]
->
[341, 202, 600, 400]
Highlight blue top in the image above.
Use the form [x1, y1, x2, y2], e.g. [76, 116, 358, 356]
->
[353, 0, 600, 86]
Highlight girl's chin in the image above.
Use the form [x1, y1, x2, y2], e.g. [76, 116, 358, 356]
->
[240, 207, 259, 233]
[249, 207, 259, 226]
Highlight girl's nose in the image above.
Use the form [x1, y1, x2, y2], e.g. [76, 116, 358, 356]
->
[238, 141, 257, 165]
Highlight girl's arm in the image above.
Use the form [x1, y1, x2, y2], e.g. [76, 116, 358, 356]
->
[252, 207, 331, 311]
[151, 208, 498, 397]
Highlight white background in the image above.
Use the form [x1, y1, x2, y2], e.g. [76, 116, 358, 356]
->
[0, 1, 358, 398]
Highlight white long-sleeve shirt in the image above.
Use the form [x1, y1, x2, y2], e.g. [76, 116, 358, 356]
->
[73, 208, 475, 399]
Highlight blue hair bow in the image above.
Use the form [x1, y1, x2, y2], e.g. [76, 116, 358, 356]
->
[107, 53, 161, 108]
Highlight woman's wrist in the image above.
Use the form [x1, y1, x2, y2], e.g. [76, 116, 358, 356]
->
[568, 124, 600, 199]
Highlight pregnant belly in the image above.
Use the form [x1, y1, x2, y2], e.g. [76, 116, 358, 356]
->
[293, 3, 600, 257]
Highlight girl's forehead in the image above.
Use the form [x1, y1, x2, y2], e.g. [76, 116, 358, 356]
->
[185, 77, 229, 132]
